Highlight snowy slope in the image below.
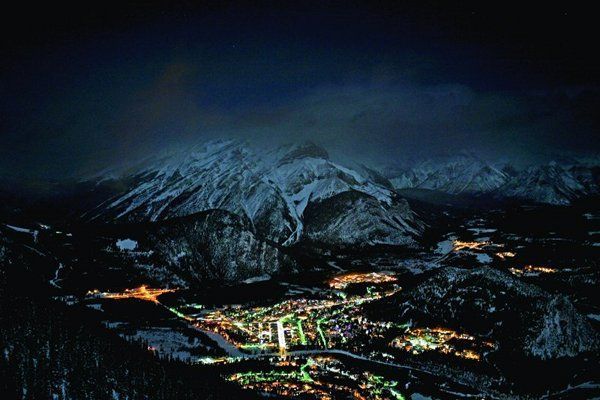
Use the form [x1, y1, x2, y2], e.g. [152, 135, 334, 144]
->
[499, 162, 589, 205]
[88, 140, 423, 247]
[384, 154, 599, 205]
[386, 153, 509, 195]
[372, 267, 600, 360]
[147, 210, 292, 284]
[303, 191, 422, 247]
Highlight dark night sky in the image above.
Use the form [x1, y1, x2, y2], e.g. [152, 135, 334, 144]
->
[1, 1, 599, 180]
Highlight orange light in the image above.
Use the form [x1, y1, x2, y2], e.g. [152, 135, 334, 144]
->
[93, 285, 176, 303]
[327, 272, 397, 289]
[452, 240, 489, 252]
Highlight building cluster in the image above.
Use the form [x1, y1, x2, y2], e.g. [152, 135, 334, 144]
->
[82, 274, 503, 399]
[452, 240, 490, 252]
[327, 271, 398, 289]
[195, 275, 402, 357]
[495, 251, 516, 260]
[227, 356, 405, 400]
[86, 286, 177, 304]
[390, 327, 496, 361]
[508, 265, 558, 277]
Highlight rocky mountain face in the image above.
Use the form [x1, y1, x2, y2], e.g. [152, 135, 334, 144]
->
[303, 190, 421, 247]
[370, 267, 599, 360]
[86, 139, 424, 248]
[1, 208, 294, 288]
[146, 210, 294, 284]
[569, 164, 600, 193]
[383, 154, 599, 205]
[386, 154, 509, 195]
[500, 163, 596, 205]
[528, 295, 598, 360]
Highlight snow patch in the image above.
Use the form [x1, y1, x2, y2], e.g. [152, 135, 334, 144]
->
[411, 394, 434, 400]
[116, 238, 138, 251]
[4, 224, 33, 233]
[468, 227, 497, 235]
[49, 263, 64, 288]
[475, 253, 492, 264]
[242, 274, 271, 284]
[587, 314, 600, 322]
[86, 303, 103, 311]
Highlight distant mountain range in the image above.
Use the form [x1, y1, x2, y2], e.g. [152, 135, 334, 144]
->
[382, 153, 599, 205]
[76, 141, 600, 264]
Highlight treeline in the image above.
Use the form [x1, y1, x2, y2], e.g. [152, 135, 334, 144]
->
[0, 216, 260, 399]
[0, 294, 254, 399]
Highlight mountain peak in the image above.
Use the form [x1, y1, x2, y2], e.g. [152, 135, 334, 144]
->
[86, 139, 421, 248]
[278, 141, 329, 164]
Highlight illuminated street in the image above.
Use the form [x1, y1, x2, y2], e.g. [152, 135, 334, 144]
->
[227, 356, 406, 400]
[390, 327, 496, 361]
[452, 240, 490, 252]
[85, 275, 423, 398]
[328, 272, 397, 289]
[86, 286, 177, 304]
[193, 275, 402, 357]
[508, 265, 558, 276]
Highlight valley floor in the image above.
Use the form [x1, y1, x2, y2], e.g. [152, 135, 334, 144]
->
[2, 202, 600, 399]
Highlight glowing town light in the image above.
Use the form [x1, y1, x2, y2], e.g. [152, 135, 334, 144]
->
[452, 240, 490, 252]
[276, 320, 287, 357]
[495, 251, 516, 260]
[227, 357, 406, 399]
[509, 265, 558, 276]
[390, 327, 495, 361]
[328, 272, 397, 289]
[86, 285, 176, 303]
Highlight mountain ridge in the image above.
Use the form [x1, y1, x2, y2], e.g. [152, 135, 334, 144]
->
[85, 139, 424, 248]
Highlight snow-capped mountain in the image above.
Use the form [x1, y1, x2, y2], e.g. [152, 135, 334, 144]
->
[87, 140, 424, 248]
[303, 190, 420, 247]
[384, 153, 510, 195]
[498, 162, 589, 205]
[569, 164, 600, 194]
[383, 153, 599, 205]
